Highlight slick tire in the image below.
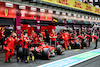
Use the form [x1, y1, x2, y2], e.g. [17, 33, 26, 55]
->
[42, 48, 50, 60]
[57, 45, 63, 55]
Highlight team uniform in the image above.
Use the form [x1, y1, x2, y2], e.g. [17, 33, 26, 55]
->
[85, 34, 91, 47]
[34, 36, 40, 44]
[17, 36, 31, 63]
[0, 30, 4, 50]
[63, 32, 69, 49]
[77, 35, 84, 49]
[41, 31, 45, 38]
[4, 36, 16, 62]
[49, 33, 57, 45]
[31, 32, 37, 41]
[92, 35, 98, 49]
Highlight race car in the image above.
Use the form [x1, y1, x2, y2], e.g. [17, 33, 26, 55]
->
[30, 41, 64, 60]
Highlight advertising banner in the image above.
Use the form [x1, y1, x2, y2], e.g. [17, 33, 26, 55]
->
[0, 2, 16, 18]
[40, 9, 52, 21]
[42, 0, 100, 15]
[21, 7, 37, 20]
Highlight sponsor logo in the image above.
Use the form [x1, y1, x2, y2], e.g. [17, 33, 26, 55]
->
[5, 8, 8, 16]
[57, 0, 69, 5]
[74, 1, 82, 8]
[95, 8, 100, 13]
[86, 5, 92, 11]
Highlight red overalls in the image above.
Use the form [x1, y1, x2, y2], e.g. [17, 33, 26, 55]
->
[32, 32, 36, 41]
[4, 36, 16, 61]
[49, 33, 57, 41]
[85, 34, 91, 39]
[63, 32, 69, 49]
[41, 31, 45, 38]
[59, 34, 63, 40]
[34, 36, 40, 44]
[92, 35, 98, 40]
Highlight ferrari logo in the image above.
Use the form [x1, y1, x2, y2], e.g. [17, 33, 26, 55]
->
[51, 34, 53, 36]
[65, 35, 67, 37]
[45, 14, 47, 20]
[9, 39, 11, 41]
[5, 8, 8, 16]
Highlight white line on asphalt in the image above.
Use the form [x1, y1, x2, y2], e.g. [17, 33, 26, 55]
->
[37, 48, 100, 67]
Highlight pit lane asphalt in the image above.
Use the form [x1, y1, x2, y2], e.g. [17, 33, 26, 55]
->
[0, 42, 100, 67]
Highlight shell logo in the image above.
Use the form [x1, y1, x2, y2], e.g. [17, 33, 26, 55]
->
[5, 8, 8, 16]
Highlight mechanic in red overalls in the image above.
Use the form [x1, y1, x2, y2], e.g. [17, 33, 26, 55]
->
[31, 30, 37, 42]
[0, 28, 5, 50]
[4, 32, 17, 62]
[41, 29, 45, 41]
[92, 34, 98, 49]
[63, 30, 69, 49]
[49, 29, 57, 46]
[34, 33, 40, 45]
[58, 29, 63, 41]
[17, 31, 31, 63]
[22, 32, 31, 63]
[16, 32, 25, 62]
[77, 33, 84, 49]
[39, 34, 44, 45]
[85, 33, 91, 47]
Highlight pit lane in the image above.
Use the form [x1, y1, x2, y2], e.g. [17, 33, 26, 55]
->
[0, 42, 100, 67]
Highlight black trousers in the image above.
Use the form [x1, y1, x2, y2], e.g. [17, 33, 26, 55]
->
[51, 41, 55, 45]
[23, 48, 29, 61]
[88, 38, 91, 46]
[0, 38, 4, 50]
[81, 39, 84, 49]
[95, 39, 98, 48]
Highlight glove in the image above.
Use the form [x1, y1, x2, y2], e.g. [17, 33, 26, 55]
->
[8, 49, 10, 51]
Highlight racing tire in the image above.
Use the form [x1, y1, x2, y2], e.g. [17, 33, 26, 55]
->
[57, 45, 63, 55]
[18, 47, 23, 55]
[42, 48, 50, 60]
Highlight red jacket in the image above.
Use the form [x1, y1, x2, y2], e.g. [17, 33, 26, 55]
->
[34, 36, 40, 44]
[85, 34, 91, 39]
[32, 32, 36, 41]
[17, 36, 30, 49]
[49, 33, 57, 41]
[4, 36, 16, 49]
[63, 32, 69, 41]
[92, 35, 98, 40]
[22, 37, 30, 49]
[41, 31, 45, 38]
[59, 34, 63, 40]
[77, 35, 83, 39]
[0, 31, 4, 40]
